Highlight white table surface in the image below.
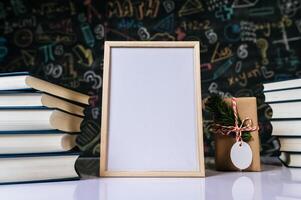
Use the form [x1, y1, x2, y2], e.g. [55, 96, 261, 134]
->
[0, 164, 299, 200]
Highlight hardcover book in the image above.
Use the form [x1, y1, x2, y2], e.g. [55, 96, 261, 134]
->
[0, 109, 82, 132]
[263, 78, 301, 92]
[0, 130, 77, 154]
[270, 101, 301, 119]
[0, 153, 79, 184]
[0, 92, 84, 116]
[0, 72, 90, 105]
[265, 88, 301, 103]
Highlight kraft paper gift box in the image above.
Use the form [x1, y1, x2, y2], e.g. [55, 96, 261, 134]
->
[214, 97, 261, 171]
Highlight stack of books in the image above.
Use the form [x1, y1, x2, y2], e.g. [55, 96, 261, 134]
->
[0, 72, 89, 184]
[264, 78, 301, 168]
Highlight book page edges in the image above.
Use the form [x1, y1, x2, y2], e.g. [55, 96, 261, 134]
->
[41, 94, 84, 116]
[50, 110, 83, 132]
[26, 76, 89, 105]
[61, 134, 77, 150]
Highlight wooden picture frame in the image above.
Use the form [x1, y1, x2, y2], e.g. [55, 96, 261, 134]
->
[100, 41, 204, 177]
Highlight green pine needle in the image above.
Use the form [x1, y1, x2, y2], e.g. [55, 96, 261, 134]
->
[205, 95, 252, 142]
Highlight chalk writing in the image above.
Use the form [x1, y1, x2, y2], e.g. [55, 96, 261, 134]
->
[21, 50, 35, 66]
[208, 82, 232, 97]
[35, 32, 77, 45]
[43, 63, 63, 78]
[138, 27, 150, 40]
[228, 63, 274, 86]
[73, 45, 94, 67]
[94, 24, 105, 40]
[240, 21, 256, 43]
[211, 43, 232, 63]
[235, 61, 242, 73]
[11, 0, 27, 16]
[2, 0, 300, 159]
[178, 0, 203, 16]
[117, 19, 143, 29]
[248, 7, 275, 16]
[212, 57, 236, 80]
[256, 38, 269, 65]
[237, 44, 248, 59]
[205, 29, 218, 44]
[14, 29, 33, 48]
[39, 44, 55, 63]
[273, 25, 301, 51]
[32, 2, 71, 16]
[278, 0, 301, 17]
[275, 48, 300, 71]
[233, 0, 258, 8]
[107, 0, 160, 20]
[180, 20, 210, 31]
[84, 0, 102, 22]
[84, 71, 102, 89]
[215, 5, 233, 21]
[78, 14, 95, 48]
[153, 14, 174, 32]
[224, 23, 240, 42]
[206, 0, 224, 11]
[3, 16, 37, 34]
[48, 19, 73, 33]
[54, 45, 64, 56]
[163, 0, 175, 13]
[62, 53, 77, 78]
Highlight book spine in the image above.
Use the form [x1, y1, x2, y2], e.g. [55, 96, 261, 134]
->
[0, 177, 80, 185]
[0, 72, 29, 77]
[0, 152, 80, 158]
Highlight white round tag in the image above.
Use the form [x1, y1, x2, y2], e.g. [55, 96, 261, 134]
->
[230, 141, 252, 170]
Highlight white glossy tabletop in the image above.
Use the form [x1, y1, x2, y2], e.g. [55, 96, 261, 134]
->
[0, 164, 299, 200]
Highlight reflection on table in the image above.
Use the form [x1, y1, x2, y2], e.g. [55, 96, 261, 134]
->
[1, 163, 301, 200]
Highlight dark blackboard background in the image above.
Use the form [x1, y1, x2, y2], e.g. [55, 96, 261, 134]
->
[0, 0, 301, 175]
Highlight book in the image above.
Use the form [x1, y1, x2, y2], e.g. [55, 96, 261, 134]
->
[279, 152, 301, 167]
[42, 94, 85, 117]
[265, 88, 301, 103]
[0, 109, 82, 132]
[0, 72, 31, 91]
[264, 81, 301, 169]
[26, 76, 89, 105]
[271, 120, 301, 136]
[0, 72, 89, 105]
[270, 102, 301, 118]
[0, 92, 84, 116]
[0, 153, 79, 184]
[0, 131, 76, 154]
[263, 78, 301, 92]
[279, 137, 301, 152]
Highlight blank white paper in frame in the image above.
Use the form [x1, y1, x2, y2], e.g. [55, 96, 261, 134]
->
[101, 41, 204, 177]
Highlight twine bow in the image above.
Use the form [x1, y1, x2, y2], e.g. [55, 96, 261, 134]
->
[214, 98, 258, 144]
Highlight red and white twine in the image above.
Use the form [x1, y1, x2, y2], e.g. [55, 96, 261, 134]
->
[214, 98, 259, 144]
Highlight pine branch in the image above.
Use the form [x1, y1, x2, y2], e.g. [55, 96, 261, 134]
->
[205, 95, 251, 142]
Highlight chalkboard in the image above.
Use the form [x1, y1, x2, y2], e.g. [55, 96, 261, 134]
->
[0, 0, 301, 176]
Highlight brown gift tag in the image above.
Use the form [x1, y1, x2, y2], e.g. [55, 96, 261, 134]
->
[215, 97, 261, 171]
